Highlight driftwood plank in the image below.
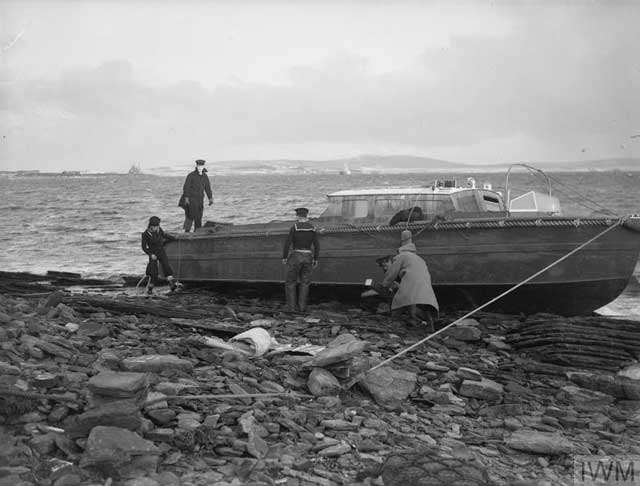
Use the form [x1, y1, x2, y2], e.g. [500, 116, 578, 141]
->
[62, 295, 203, 319]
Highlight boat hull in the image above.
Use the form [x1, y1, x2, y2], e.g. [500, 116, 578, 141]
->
[165, 217, 640, 316]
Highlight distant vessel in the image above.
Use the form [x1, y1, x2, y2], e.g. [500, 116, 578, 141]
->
[128, 163, 142, 175]
[165, 164, 640, 315]
[339, 164, 352, 175]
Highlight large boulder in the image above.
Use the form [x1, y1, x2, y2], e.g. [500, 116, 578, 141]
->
[358, 366, 417, 410]
[80, 426, 160, 479]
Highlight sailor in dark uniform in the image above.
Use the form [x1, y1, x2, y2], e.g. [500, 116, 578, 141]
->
[141, 216, 177, 294]
[282, 207, 319, 312]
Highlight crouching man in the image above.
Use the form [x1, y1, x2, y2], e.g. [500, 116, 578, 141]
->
[141, 216, 177, 294]
[382, 230, 439, 329]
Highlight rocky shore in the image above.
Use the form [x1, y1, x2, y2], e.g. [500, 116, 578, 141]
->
[1, 278, 640, 486]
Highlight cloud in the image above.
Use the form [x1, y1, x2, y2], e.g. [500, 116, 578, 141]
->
[2, 4, 639, 171]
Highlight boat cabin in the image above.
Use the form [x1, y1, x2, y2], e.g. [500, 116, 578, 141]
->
[318, 177, 562, 225]
[318, 179, 508, 225]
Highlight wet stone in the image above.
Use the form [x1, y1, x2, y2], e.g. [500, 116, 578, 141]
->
[88, 371, 148, 398]
[77, 321, 110, 338]
[456, 367, 482, 382]
[80, 426, 160, 478]
[122, 355, 194, 373]
[177, 412, 202, 431]
[378, 448, 492, 486]
[63, 400, 143, 438]
[444, 322, 482, 342]
[307, 368, 341, 397]
[359, 367, 417, 410]
[505, 429, 574, 455]
[146, 408, 176, 426]
[458, 378, 504, 403]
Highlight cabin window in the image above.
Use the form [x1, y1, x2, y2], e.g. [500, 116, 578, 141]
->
[420, 196, 455, 216]
[337, 198, 370, 218]
[320, 199, 343, 218]
[481, 192, 503, 212]
[452, 191, 480, 212]
[354, 200, 368, 218]
[372, 195, 455, 219]
[374, 197, 406, 214]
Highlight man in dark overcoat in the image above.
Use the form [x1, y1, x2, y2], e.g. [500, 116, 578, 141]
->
[181, 159, 213, 232]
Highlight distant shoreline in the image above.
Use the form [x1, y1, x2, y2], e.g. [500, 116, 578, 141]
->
[2, 168, 640, 178]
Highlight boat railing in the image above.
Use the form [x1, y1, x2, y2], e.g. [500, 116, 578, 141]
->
[504, 163, 553, 209]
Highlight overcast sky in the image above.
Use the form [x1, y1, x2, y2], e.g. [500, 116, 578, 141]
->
[1, 1, 639, 172]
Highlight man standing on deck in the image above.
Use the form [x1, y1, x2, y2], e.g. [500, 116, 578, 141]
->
[181, 159, 213, 232]
[282, 207, 320, 312]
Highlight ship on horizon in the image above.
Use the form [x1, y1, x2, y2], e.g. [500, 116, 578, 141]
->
[128, 163, 142, 175]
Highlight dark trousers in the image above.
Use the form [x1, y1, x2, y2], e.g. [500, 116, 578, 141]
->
[183, 201, 204, 232]
[146, 251, 173, 285]
[285, 252, 313, 312]
[286, 252, 313, 285]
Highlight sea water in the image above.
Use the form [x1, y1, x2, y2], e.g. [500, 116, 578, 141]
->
[1, 170, 639, 316]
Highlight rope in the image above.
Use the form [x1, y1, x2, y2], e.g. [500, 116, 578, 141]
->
[183, 217, 615, 240]
[343, 218, 624, 389]
[544, 172, 617, 216]
[135, 274, 149, 295]
[145, 391, 313, 406]
[177, 237, 183, 280]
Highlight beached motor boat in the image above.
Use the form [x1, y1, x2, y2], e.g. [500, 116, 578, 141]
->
[164, 165, 640, 315]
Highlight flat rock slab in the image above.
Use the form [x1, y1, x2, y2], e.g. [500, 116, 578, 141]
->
[458, 378, 503, 403]
[82, 425, 160, 464]
[456, 367, 482, 381]
[310, 338, 367, 367]
[444, 321, 482, 342]
[557, 385, 615, 409]
[505, 429, 574, 455]
[77, 321, 110, 338]
[359, 367, 417, 409]
[63, 400, 143, 438]
[88, 371, 148, 398]
[121, 355, 193, 373]
[379, 449, 492, 486]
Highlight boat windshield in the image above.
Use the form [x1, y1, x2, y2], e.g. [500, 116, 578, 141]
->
[319, 189, 506, 224]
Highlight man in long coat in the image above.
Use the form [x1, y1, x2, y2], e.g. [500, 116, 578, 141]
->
[382, 230, 439, 327]
[181, 159, 213, 232]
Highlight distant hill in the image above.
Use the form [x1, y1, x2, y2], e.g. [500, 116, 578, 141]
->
[210, 154, 480, 173]
[146, 155, 639, 176]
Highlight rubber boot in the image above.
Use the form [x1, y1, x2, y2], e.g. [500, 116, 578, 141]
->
[285, 283, 297, 312]
[298, 284, 310, 313]
[183, 218, 193, 232]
